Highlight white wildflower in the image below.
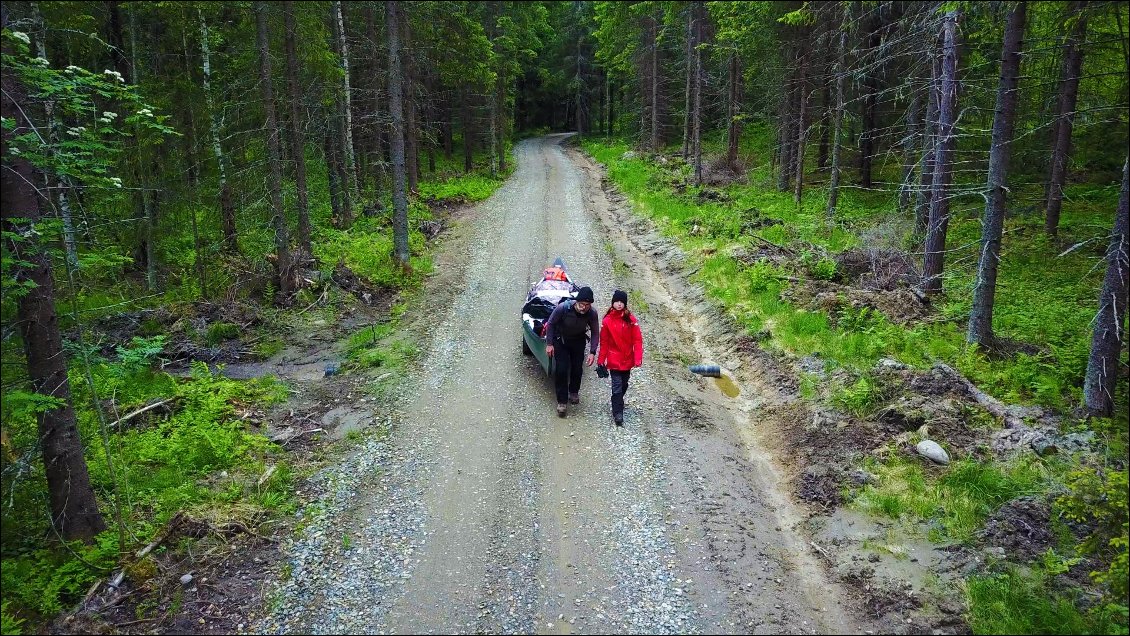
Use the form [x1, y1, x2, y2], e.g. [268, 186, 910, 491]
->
[109, 177, 123, 188]
[103, 69, 125, 83]
[102, 111, 117, 120]
[9, 147, 20, 155]
[65, 126, 86, 136]
[10, 31, 31, 45]
[137, 108, 153, 117]
[65, 65, 81, 74]
[30, 57, 49, 67]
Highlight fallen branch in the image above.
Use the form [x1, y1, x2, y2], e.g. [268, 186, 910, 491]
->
[109, 398, 174, 431]
[810, 540, 832, 561]
[934, 363, 1046, 428]
[271, 427, 324, 445]
[298, 288, 329, 315]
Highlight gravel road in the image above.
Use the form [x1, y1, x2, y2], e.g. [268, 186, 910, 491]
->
[256, 135, 863, 635]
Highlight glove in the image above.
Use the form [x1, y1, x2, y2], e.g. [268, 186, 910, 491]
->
[596, 364, 609, 378]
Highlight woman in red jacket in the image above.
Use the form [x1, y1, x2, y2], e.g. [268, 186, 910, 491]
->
[597, 290, 644, 426]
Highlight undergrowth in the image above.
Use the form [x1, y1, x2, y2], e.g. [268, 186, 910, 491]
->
[583, 133, 1128, 633]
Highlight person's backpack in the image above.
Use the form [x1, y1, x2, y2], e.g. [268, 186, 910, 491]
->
[540, 299, 575, 337]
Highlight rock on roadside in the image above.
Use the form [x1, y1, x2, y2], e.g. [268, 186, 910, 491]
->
[915, 440, 950, 465]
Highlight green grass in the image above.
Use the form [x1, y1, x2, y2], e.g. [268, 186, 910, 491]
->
[853, 454, 1052, 544]
[966, 566, 1127, 635]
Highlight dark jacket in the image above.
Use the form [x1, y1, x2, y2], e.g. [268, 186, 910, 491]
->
[598, 309, 643, 371]
[545, 300, 600, 353]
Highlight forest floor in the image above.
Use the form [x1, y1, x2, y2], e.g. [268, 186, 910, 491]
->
[58, 133, 1110, 635]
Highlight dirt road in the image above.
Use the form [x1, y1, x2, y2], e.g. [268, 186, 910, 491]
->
[258, 135, 864, 634]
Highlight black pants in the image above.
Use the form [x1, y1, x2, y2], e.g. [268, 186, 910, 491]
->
[553, 337, 587, 404]
[611, 369, 631, 420]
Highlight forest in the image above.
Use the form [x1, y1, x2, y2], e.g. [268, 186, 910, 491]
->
[1, 1, 1128, 634]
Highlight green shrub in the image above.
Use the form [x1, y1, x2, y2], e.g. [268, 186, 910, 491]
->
[1, 601, 24, 635]
[1059, 466, 1130, 602]
[831, 375, 887, 417]
[965, 567, 1117, 635]
[204, 322, 240, 346]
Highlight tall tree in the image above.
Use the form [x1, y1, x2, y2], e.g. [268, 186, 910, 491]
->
[793, 35, 809, 206]
[922, 10, 960, 297]
[1083, 157, 1129, 416]
[1045, 0, 1089, 238]
[127, 6, 157, 291]
[387, 0, 410, 269]
[915, 48, 940, 236]
[857, 5, 883, 189]
[199, 10, 238, 253]
[648, 11, 660, 152]
[968, 3, 1027, 347]
[691, 1, 705, 185]
[1, 8, 106, 542]
[29, 1, 78, 269]
[897, 92, 921, 215]
[255, 2, 293, 299]
[331, 0, 359, 205]
[284, 1, 312, 256]
[826, 27, 846, 220]
[725, 51, 741, 166]
[682, 3, 694, 159]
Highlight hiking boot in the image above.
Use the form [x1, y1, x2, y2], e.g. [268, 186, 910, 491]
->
[569, 392, 580, 405]
[613, 414, 624, 426]
[557, 403, 567, 417]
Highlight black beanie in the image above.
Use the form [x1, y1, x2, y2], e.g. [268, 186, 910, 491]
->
[575, 286, 594, 303]
[612, 289, 628, 306]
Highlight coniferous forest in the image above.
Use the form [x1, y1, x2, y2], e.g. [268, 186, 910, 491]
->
[2, 2, 1128, 634]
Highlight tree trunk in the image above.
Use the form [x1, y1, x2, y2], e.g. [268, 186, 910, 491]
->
[1, 17, 106, 542]
[915, 48, 940, 236]
[858, 11, 882, 189]
[462, 86, 474, 173]
[366, 5, 384, 201]
[691, 2, 704, 185]
[387, 0, 410, 269]
[817, 58, 831, 170]
[1083, 157, 1130, 416]
[649, 13, 660, 152]
[793, 43, 809, 206]
[923, 11, 960, 297]
[325, 129, 342, 222]
[255, 2, 293, 300]
[284, 1, 311, 256]
[30, 2, 79, 269]
[496, 67, 508, 173]
[968, 4, 1026, 347]
[199, 12, 238, 253]
[726, 53, 741, 166]
[897, 92, 921, 215]
[682, 5, 693, 159]
[608, 75, 616, 137]
[826, 29, 846, 220]
[127, 8, 157, 291]
[442, 104, 453, 161]
[400, 6, 419, 191]
[575, 32, 584, 135]
[777, 49, 796, 192]
[605, 72, 613, 137]
[1045, 1, 1088, 237]
[332, 0, 359, 203]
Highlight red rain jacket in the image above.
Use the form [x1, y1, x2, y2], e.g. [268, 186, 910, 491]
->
[597, 309, 643, 371]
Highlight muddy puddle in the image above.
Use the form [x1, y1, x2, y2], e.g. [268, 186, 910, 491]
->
[165, 343, 339, 382]
[713, 374, 740, 398]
